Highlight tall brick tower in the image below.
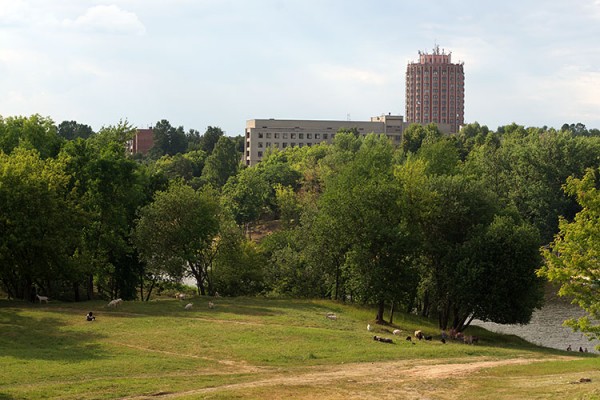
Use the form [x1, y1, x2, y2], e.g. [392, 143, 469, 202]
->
[405, 46, 464, 133]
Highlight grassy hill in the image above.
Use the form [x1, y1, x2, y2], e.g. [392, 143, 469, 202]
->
[0, 297, 598, 399]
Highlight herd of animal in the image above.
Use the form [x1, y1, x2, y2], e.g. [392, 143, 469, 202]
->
[327, 312, 479, 345]
[33, 292, 218, 313]
[33, 294, 477, 344]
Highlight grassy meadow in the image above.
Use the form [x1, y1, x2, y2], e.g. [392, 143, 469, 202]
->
[0, 296, 598, 399]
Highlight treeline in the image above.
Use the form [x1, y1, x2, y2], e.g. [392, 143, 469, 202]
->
[2, 114, 600, 332]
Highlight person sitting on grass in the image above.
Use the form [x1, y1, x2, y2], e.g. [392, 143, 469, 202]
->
[86, 311, 96, 321]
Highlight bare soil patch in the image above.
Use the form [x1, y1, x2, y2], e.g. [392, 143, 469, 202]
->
[120, 356, 573, 399]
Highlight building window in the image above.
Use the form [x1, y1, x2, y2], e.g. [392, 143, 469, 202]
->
[258, 132, 263, 138]
[315, 133, 320, 139]
[323, 133, 328, 139]
[274, 133, 280, 139]
[283, 133, 288, 139]
[307, 133, 312, 139]
[274, 143, 279, 148]
[291, 133, 296, 139]
[258, 151, 263, 157]
[299, 143, 304, 147]
[266, 142, 271, 147]
[258, 142, 263, 148]
[282, 143, 287, 148]
[299, 133, 304, 139]
[266, 132, 272, 138]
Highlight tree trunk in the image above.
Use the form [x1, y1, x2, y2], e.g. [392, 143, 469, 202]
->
[87, 274, 94, 300]
[420, 290, 430, 317]
[376, 300, 385, 323]
[73, 282, 80, 302]
[145, 279, 156, 302]
[334, 261, 340, 301]
[389, 302, 395, 324]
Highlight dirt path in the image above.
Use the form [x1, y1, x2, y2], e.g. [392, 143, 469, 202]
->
[120, 356, 573, 399]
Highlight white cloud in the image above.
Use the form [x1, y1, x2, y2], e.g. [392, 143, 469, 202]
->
[310, 64, 388, 85]
[536, 66, 600, 121]
[62, 5, 146, 35]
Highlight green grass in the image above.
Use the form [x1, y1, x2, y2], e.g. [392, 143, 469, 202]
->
[0, 297, 597, 399]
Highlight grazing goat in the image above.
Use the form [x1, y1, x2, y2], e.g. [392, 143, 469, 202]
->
[414, 330, 424, 340]
[367, 324, 373, 332]
[175, 293, 186, 300]
[184, 303, 193, 310]
[326, 313, 337, 320]
[36, 294, 49, 303]
[392, 329, 401, 335]
[107, 298, 123, 308]
[208, 301, 215, 309]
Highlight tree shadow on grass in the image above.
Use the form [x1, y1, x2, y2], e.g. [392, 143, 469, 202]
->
[0, 307, 107, 362]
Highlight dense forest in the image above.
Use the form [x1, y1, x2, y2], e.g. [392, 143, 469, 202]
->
[2, 115, 599, 334]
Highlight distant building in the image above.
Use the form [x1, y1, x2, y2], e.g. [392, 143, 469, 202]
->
[405, 46, 464, 133]
[128, 128, 154, 155]
[244, 114, 455, 166]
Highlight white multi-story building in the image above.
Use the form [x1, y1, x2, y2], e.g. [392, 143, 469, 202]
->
[244, 114, 454, 166]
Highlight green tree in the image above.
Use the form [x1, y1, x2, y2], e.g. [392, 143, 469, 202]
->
[201, 126, 224, 154]
[0, 148, 84, 301]
[201, 136, 239, 188]
[417, 174, 543, 331]
[317, 134, 419, 321]
[150, 119, 188, 158]
[62, 122, 150, 300]
[0, 114, 63, 159]
[221, 167, 270, 234]
[400, 123, 442, 154]
[57, 120, 95, 140]
[133, 181, 220, 296]
[539, 168, 600, 347]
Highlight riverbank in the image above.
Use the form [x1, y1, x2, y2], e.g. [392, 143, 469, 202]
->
[473, 284, 599, 353]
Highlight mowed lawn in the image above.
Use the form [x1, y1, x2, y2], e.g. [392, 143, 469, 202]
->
[0, 297, 598, 400]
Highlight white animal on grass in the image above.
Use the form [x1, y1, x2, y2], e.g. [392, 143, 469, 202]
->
[326, 313, 337, 320]
[367, 324, 373, 332]
[107, 298, 123, 308]
[36, 294, 48, 304]
[185, 303, 193, 310]
[208, 301, 214, 309]
[392, 329, 401, 335]
[176, 293, 186, 300]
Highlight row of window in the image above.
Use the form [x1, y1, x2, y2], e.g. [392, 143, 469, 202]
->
[257, 132, 331, 140]
[255, 134, 402, 151]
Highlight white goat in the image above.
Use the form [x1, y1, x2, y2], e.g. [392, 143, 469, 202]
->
[392, 329, 401, 335]
[184, 303, 193, 310]
[208, 301, 215, 309]
[176, 293, 186, 300]
[326, 314, 337, 320]
[36, 294, 48, 304]
[107, 298, 123, 308]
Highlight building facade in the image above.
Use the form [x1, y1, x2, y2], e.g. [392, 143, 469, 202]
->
[127, 128, 154, 155]
[244, 114, 457, 166]
[244, 115, 411, 166]
[405, 46, 464, 133]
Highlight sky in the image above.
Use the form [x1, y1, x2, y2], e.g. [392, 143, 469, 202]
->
[1, 0, 600, 136]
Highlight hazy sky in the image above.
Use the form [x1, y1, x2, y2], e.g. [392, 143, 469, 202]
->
[1, 0, 599, 135]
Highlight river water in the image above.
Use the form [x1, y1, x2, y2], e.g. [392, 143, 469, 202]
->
[472, 286, 599, 354]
